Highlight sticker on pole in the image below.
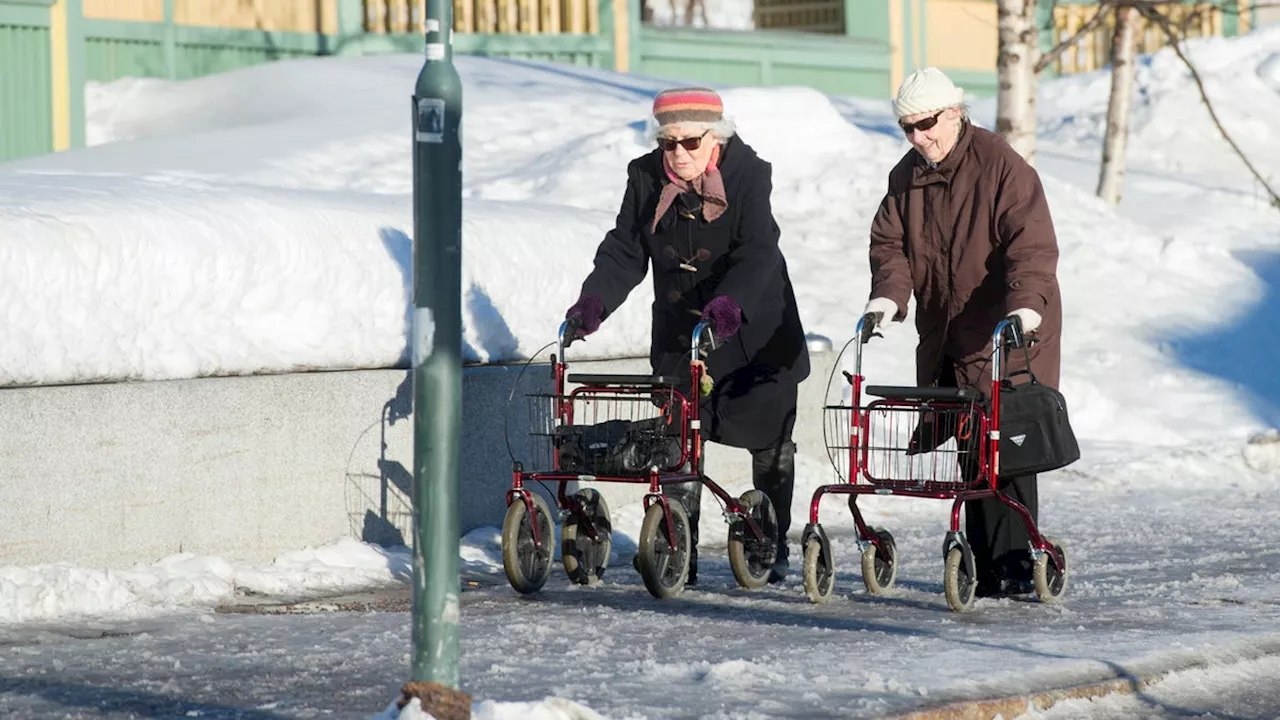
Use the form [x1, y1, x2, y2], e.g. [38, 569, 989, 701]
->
[416, 98, 445, 143]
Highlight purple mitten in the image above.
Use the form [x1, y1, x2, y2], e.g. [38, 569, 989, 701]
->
[701, 295, 742, 338]
[565, 292, 605, 336]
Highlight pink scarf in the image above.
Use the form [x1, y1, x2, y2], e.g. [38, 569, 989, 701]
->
[650, 143, 727, 233]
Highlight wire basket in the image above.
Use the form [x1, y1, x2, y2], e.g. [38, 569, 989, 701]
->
[825, 401, 987, 492]
[526, 388, 690, 477]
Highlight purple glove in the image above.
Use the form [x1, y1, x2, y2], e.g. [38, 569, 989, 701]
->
[565, 293, 605, 338]
[701, 295, 742, 339]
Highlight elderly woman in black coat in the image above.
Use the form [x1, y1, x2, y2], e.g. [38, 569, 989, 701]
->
[562, 87, 810, 585]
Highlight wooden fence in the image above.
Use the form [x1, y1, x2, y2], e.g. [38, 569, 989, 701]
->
[364, 0, 599, 34]
[1047, 0, 1249, 73]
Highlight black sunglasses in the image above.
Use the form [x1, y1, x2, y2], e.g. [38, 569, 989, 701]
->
[657, 130, 710, 153]
[899, 109, 946, 135]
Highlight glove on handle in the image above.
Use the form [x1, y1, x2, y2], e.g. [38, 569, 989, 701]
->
[700, 295, 742, 339]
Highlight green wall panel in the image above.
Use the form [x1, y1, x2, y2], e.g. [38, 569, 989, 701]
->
[770, 64, 887, 98]
[0, 21, 53, 163]
[638, 27, 892, 98]
[641, 56, 765, 85]
[85, 37, 164, 82]
[173, 43, 312, 79]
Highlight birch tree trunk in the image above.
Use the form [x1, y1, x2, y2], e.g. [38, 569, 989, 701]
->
[997, 0, 1041, 165]
[1098, 4, 1138, 204]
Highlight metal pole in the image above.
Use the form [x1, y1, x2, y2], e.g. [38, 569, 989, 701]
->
[410, 0, 463, 688]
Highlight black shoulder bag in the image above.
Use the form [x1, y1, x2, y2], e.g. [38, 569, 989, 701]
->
[554, 416, 684, 477]
[997, 343, 1081, 477]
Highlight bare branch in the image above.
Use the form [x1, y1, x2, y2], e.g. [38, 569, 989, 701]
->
[1136, 3, 1280, 209]
[1035, 0, 1113, 74]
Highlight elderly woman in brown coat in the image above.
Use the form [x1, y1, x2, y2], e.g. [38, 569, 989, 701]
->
[863, 67, 1063, 598]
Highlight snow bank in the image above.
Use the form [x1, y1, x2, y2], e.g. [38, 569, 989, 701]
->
[0, 537, 407, 625]
[0, 172, 646, 384]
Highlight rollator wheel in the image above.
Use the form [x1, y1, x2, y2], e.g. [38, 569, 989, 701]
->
[560, 488, 612, 586]
[860, 527, 898, 596]
[636, 498, 692, 599]
[501, 491, 555, 595]
[802, 534, 836, 604]
[727, 489, 778, 591]
[943, 545, 977, 613]
[1033, 536, 1069, 604]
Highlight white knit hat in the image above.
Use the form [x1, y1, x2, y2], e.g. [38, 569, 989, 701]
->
[893, 67, 965, 118]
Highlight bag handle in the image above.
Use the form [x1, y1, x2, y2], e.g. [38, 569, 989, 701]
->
[1000, 339, 1039, 389]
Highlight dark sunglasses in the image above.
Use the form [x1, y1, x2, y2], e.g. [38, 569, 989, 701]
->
[657, 130, 710, 153]
[899, 109, 946, 135]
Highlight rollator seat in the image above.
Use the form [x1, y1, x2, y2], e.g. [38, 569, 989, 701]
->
[566, 373, 680, 388]
[864, 385, 980, 402]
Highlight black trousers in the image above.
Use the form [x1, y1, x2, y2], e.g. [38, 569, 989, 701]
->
[666, 438, 796, 567]
[939, 359, 1038, 585]
[965, 471, 1038, 584]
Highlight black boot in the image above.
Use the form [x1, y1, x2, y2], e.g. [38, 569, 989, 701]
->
[752, 440, 796, 584]
[673, 480, 701, 585]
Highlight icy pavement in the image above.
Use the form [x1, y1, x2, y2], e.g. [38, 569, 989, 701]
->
[2, 442, 1278, 719]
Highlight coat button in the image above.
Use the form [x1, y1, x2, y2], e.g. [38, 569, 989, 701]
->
[667, 290, 682, 303]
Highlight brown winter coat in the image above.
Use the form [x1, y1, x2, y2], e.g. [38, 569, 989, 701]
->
[868, 122, 1062, 395]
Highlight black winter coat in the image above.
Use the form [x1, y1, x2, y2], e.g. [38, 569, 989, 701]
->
[578, 135, 810, 450]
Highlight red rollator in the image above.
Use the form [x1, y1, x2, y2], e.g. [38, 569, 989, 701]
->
[500, 320, 781, 600]
[800, 313, 1070, 612]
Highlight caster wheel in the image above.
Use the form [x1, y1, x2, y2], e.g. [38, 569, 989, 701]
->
[502, 491, 555, 595]
[1033, 536, 1069, 604]
[802, 534, 836, 604]
[944, 545, 977, 613]
[728, 489, 778, 591]
[636, 498, 692, 599]
[561, 488, 612, 586]
[860, 527, 898, 595]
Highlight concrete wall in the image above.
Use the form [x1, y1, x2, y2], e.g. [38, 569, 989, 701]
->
[0, 342, 837, 569]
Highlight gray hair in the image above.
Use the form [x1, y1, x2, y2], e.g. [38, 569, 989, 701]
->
[644, 115, 737, 145]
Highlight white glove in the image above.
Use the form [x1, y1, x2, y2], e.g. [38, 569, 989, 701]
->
[863, 297, 900, 331]
[1008, 308, 1042, 334]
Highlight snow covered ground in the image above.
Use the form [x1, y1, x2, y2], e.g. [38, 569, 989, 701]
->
[1, 24, 1279, 720]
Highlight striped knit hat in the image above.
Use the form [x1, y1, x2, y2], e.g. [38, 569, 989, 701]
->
[652, 87, 724, 127]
